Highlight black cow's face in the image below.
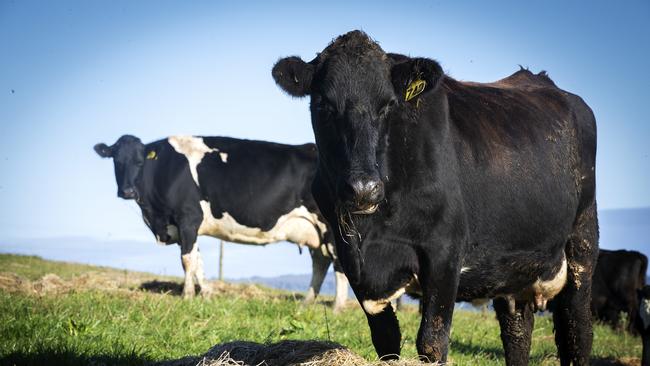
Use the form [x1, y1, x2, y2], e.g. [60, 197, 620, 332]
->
[94, 135, 145, 200]
[273, 30, 444, 214]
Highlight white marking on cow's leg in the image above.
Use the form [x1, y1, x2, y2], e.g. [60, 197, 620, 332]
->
[305, 248, 330, 304]
[333, 270, 349, 313]
[362, 287, 407, 315]
[219, 152, 228, 163]
[640, 298, 650, 330]
[168, 136, 218, 186]
[192, 248, 211, 297]
[180, 246, 197, 298]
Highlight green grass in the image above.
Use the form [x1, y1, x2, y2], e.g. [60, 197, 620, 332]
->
[0, 254, 643, 365]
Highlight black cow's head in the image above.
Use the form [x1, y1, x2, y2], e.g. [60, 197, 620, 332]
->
[94, 135, 145, 200]
[273, 30, 444, 215]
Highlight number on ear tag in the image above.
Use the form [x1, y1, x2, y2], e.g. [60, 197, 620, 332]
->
[146, 150, 157, 160]
[405, 79, 426, 101]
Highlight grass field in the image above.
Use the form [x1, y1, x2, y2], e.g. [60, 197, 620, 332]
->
[0, 253, 643, 365]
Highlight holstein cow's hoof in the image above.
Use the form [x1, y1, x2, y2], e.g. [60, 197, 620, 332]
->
[200, 287, 213, 299]
[303, 291, 317, 305]
[182, 289, 196, 299]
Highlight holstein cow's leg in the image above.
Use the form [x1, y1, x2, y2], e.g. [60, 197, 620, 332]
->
[304, 247, 331, 305]
[416, 252, 461, 363]
[552, 203, 598, 366]
[333, 259, 349, 312]
[193, 248, 211, 297]
[494, 298, 535, 366]
[179, 225, 200, 298]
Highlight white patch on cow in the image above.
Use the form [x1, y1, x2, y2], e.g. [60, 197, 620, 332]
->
[362, 287, 406, 315]
[640, 298, 650, 330]
[168, 136, 218, 186]
[460, 266, 471, 274]
[155, 225, 179, 245]
[219, 152, 228, 163]
[532, 256, 567, 298]
[362, 275, 419, 315]
[197, 200, 327, 249]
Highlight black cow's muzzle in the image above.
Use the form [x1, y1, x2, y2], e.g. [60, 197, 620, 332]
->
[342, 176, 384, 215]
[118, 187, 138, 200]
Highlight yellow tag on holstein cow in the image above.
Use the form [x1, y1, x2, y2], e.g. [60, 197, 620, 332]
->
[405, 79, 426, 102]
[146, 150, 157, 160]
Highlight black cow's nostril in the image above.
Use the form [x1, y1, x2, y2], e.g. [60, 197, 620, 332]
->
[352, 179, 380, 199]
[348, 177, 384, 210]
[119, 187, 137, 199]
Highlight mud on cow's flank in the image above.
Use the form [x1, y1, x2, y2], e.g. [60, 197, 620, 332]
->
[0, 254, 644, 366]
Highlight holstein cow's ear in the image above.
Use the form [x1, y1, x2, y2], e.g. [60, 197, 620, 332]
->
[272, 56, 314, 97]
[94, 143, 113, 158]
[390, 57, 444, 103]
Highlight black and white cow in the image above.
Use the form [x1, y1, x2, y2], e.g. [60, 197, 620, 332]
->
[591, 249, 647, 333]
[273, 30, 598, 365]
[94, 135, 348, 310]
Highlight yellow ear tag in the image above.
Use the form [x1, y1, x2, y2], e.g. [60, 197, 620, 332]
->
[405, 79, 426, 101]
[146, 150, 157, 160]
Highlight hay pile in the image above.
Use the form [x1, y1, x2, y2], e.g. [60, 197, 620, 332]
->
[157, 340, 430, 366]
[0, 272, 130, 295]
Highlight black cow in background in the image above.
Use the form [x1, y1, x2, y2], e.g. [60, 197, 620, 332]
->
[273, 30, 598, 365]
[637, 285, 650, 366]
[591, 249, 647, 333]
[94, 135, 349, 311]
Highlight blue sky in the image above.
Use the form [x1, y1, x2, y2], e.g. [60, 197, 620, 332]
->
[0, 1, 649, 276]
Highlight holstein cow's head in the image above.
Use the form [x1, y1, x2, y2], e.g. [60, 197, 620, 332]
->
[273, 30, 444, 215]
[94, 135, 146, 200]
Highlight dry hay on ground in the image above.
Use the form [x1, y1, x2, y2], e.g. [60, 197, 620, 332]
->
[156, 340, 430, 366]
[0, 271, 268, 300]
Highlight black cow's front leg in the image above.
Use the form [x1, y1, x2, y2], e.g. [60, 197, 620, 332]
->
[494, 297, 535, 366]
[417, 253, 460, 363]
[364, 303, 401, 360]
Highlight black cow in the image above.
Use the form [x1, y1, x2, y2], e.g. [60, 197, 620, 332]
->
[273, 30, 598, 365]
[94, 135, 349, 311]
[591, 249, 647, 333]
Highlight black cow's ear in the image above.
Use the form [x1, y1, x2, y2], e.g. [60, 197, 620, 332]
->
[272, 56, 314, 97]
[94, 143, 113, 158]
[390, 57, 444, 103]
